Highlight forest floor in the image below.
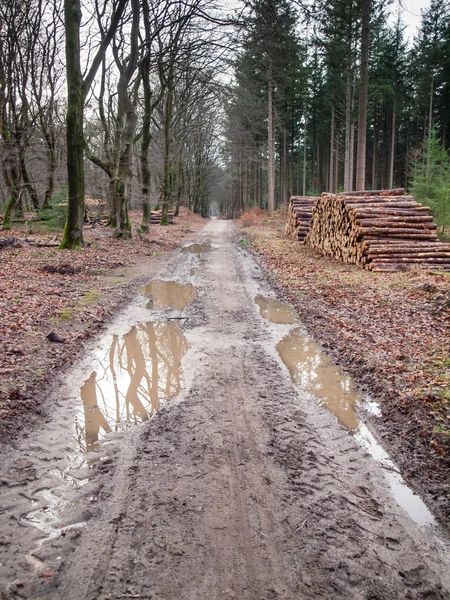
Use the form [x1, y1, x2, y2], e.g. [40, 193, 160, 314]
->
[0, 207, 205, 434]
[0, 217, 449, 599]
[239, 208, 450, 527]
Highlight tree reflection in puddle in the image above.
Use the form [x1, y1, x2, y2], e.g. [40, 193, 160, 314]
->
[75, 322, 187, 452]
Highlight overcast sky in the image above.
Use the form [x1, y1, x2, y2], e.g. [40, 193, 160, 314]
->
[393, 0, 430, 39]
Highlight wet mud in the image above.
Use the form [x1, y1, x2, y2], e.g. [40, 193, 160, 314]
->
[0, 221, 449, 600]
[181, 243, 211, 254]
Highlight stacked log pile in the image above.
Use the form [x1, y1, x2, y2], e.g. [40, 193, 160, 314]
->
[284, 196, 319, 242]
[306, 188, 450, 272]
[150, 210, 174, 225]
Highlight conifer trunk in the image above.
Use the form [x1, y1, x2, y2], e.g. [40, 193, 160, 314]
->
[268, 73, 275, 215]
[355, 0, 371, 191]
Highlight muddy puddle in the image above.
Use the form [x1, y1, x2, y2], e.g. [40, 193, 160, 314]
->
[140, 279, 197, 310]
[182, 243, 211, 253]
[255, 295, 297, 324]
[277, 328, 360, 429]
[277, 327, 436, 527]
[75, 321, 187, 452]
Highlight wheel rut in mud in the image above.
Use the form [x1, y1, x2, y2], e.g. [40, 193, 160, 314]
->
[0, 220, 449, 600]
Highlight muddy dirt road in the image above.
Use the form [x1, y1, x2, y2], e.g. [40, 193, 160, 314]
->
[1, 219, 449, 599]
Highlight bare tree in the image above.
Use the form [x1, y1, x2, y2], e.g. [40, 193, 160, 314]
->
[355, 0, 371, 191]
[61, 0, 128, 248]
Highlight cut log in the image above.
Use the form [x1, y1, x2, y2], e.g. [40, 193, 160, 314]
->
[284, 196, 319, 242]
[305, 189, 449, 272]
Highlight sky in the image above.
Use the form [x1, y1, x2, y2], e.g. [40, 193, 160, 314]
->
[393, 0, 430, 39]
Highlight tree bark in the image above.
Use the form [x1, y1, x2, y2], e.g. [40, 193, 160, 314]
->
[60, 0, 127, 249]
[160, 85, 173, 226]
[268, 73, 275, 216]
[389, 94, 396, 190]
[344, 49, 353, 192]
[60, 0, 87, 248]
[329, 103, 335, 192]
[303, 117, 307, 196]
[355, 0, 371, 191]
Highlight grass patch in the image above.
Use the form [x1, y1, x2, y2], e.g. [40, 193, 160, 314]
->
[59, 308, 74, 320]
[83, 290, 101, 304]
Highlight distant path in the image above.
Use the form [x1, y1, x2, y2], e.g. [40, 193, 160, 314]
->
[1, 220, 449, 599]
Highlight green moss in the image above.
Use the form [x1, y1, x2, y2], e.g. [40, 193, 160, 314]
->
[60, 308, 75, 320]
[83, 290, 101, 304]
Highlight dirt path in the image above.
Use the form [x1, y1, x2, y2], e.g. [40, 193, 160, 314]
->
[1, 220, 449, 599]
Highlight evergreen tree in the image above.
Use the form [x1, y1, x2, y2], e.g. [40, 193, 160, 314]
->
[410, 129, 450, 232]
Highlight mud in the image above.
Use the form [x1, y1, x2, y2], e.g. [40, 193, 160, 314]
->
[181, 243, 211, 253]
[0, 221, 449, 599]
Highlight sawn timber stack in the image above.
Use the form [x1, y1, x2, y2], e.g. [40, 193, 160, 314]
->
[285, 196, 319, 242]
[305, 189, 450, 272]
[150, 210, 174, 225]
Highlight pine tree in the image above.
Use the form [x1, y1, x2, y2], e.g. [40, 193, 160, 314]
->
[410, 130, 450, 232]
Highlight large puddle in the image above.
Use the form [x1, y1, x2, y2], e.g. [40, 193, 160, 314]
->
[276, 329, 360, 429]
[277, 327, 436, 527]
[255, 295, 297, 324]
[140, 279, 197, 310]
[75, 321, 187, 452]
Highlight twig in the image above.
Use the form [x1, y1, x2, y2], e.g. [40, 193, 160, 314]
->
[295, 519, 307, 531]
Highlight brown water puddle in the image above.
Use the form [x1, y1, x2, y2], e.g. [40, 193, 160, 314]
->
[140, 279, 197, 310]
[277, 328, 360, 429]
[182, 243, 211, 253]
[75, 321, 187, 452]
[277, 327, 435, 526]
[255, 295, 297, 324]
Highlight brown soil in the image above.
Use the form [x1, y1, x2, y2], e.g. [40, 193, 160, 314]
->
[239, 212, 450, 528]
[0, 220, 449, 600]
[0, 208, 205, 436]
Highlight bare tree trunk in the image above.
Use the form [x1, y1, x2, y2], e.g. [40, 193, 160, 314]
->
[160, 85, 173, 225]
[334, 129, 339, 192]
[61, 0, 127, 248]
[60, 0, 85, 248]
[344, 55, 352, 191]
[140, 74, 152, 231]
[329, 103, 335, 192]
[282, 124, 288, 205]
[268, 73, 275, 215]
[349, 113, 355, 191]
[389, 94, 396, 190]
[355, 0, 371, 191]
[19, 146, 40, 210]
[42, 134, 56, 209]
[426, 73, 434, 181]
[372, 100, 378, 189]
[302, 118, 307, 196]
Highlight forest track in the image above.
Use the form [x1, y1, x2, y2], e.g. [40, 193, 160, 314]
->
[0, 219, 449, 599]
